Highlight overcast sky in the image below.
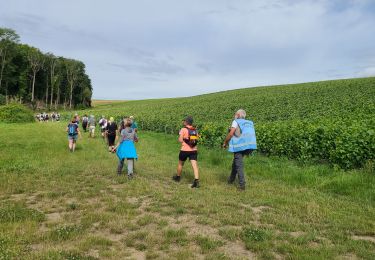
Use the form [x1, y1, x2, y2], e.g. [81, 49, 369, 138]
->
[1, 0, 375, 99]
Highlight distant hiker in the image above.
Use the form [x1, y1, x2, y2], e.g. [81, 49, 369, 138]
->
[114, 118, 138, 179]
[222, 109, 257, 191]
[99, 115, 107, 138]
[172, 116, 200, 188]
[74, 113, 80, 125]
[129, 116, 138, 132]
[66, 117, 81, 152]
[51, 112, 56, 122]
[82, 114, 89, 132]
[88, 115, 96, 138]
[118, 116, 127, 134]
[106, 117, 118, 152]
[56, 113, 60, 122]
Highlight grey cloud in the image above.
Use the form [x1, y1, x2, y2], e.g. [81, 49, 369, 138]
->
[108, 58, 184, 75]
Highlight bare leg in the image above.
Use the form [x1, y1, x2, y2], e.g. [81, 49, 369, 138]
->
[190, 160, 199, 180]
[177, 160, 184, 176]
[72, 140, 76, 152]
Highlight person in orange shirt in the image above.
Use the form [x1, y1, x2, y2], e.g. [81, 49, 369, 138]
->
[172, 116, 200, 188]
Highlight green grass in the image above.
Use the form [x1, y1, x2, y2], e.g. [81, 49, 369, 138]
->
[0, 122, 374, 259]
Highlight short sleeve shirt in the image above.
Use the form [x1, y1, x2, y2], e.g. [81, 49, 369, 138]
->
[179, 127, 197, 152]
[231, 120, 238, 128]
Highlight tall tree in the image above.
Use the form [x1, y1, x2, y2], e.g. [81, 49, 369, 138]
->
[0, 28, 19, 92]
[65, 59, 81, 108]
[48, 54, 58, 107]
[27, 47, 44, 102]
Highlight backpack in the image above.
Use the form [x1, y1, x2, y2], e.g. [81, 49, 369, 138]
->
[68, 124, 77, 136]
[184, 127, 199, 147]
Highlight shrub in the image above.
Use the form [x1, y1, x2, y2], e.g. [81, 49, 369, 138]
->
[0, 103, 35, 123]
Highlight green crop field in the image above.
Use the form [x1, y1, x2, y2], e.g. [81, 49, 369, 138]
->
[66, 77, 375, 170]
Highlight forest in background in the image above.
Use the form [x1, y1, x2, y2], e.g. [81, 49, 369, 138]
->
[0, 27, 93, 110]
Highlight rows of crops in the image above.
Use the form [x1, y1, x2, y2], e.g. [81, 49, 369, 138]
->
[67, 77, 375, 169]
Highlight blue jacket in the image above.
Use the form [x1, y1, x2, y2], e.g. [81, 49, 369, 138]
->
[228, 119, 257, 153]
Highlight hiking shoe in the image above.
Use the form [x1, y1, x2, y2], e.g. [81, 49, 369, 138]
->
[227, 179, 235, 185]
[128, 174, 133, 180]
[191, 179, 200, 188]
[172, 175, 181, 182]
[238, 186, 245, 191]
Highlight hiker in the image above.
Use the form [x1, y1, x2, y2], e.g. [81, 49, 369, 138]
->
[106, 117, 118, 152]
[51, 112, 56, 122]
[66, 117, 81, 152]
[56, 113, 60, 122]
[222, 109, 257, 191]
[172, 116, 200, 188]
[99, 115, 107, 138]
[82, 114, 88, 132]
[88, 115, 96, 138]
[129, 116, 138, 132]
[114, 118, 138, 179]
[74, 113, 80, 125]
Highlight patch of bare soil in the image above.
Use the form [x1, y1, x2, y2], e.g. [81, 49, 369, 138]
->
[352, 235, 375, 243]
[289, 231, 306, 238]
[46, 212, 63, 223]
[222, 241, 257, 259]
[125, 248, 145, 260]
[339, 253, 359, 260]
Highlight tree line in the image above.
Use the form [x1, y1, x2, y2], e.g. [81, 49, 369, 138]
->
[0, 27, 93, 109]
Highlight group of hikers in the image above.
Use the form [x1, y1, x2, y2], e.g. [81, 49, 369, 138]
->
[36, 112, 60, 122]
[66, 109, 257, 190]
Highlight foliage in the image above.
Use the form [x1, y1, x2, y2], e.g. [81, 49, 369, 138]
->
[0, 94, 5, 105]
[69, 77, 375, 169]
[0, 27, 92, 109]
[0, 103, 35, 123]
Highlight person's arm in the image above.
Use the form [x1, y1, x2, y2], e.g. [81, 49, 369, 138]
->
[178, 129, 185, 143]
[223, 127, 236, 148]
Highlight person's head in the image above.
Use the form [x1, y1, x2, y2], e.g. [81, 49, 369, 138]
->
[109, 117, 114, 122]
[129, 116, 134, 120]
[234, 109, 246, 119]
[71, 117, 76, 123]
[124, 118, 132, 127]
[183, 116, 193, 126]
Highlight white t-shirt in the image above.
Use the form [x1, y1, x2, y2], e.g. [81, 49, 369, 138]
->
[231, 120, 241, 137]
[231, 120, 238, 129]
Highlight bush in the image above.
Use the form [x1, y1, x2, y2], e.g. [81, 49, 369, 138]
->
[0, 94, 5, 105]
[0, 103, 35, 123]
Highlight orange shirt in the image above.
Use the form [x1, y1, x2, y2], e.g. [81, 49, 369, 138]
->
[179, 127, 198, 152]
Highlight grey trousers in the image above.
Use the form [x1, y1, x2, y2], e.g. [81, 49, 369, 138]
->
[228, 150, 252, 187]
[118, 159, 134, 175]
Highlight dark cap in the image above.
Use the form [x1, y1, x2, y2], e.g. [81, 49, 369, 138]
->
[184, 116, 193, 125]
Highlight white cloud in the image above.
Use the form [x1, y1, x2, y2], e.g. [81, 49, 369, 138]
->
[359, 67, 375, 77]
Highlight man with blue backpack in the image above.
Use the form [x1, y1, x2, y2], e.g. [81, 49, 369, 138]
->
[66, 117, 81, 152]
[223, 109, 257, 191]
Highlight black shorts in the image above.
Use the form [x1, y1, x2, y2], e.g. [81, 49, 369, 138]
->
[179, 151, 198, 162]
[108, 135, 116, 146]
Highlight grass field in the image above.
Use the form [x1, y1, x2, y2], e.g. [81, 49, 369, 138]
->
[0, 122, 374, 259]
